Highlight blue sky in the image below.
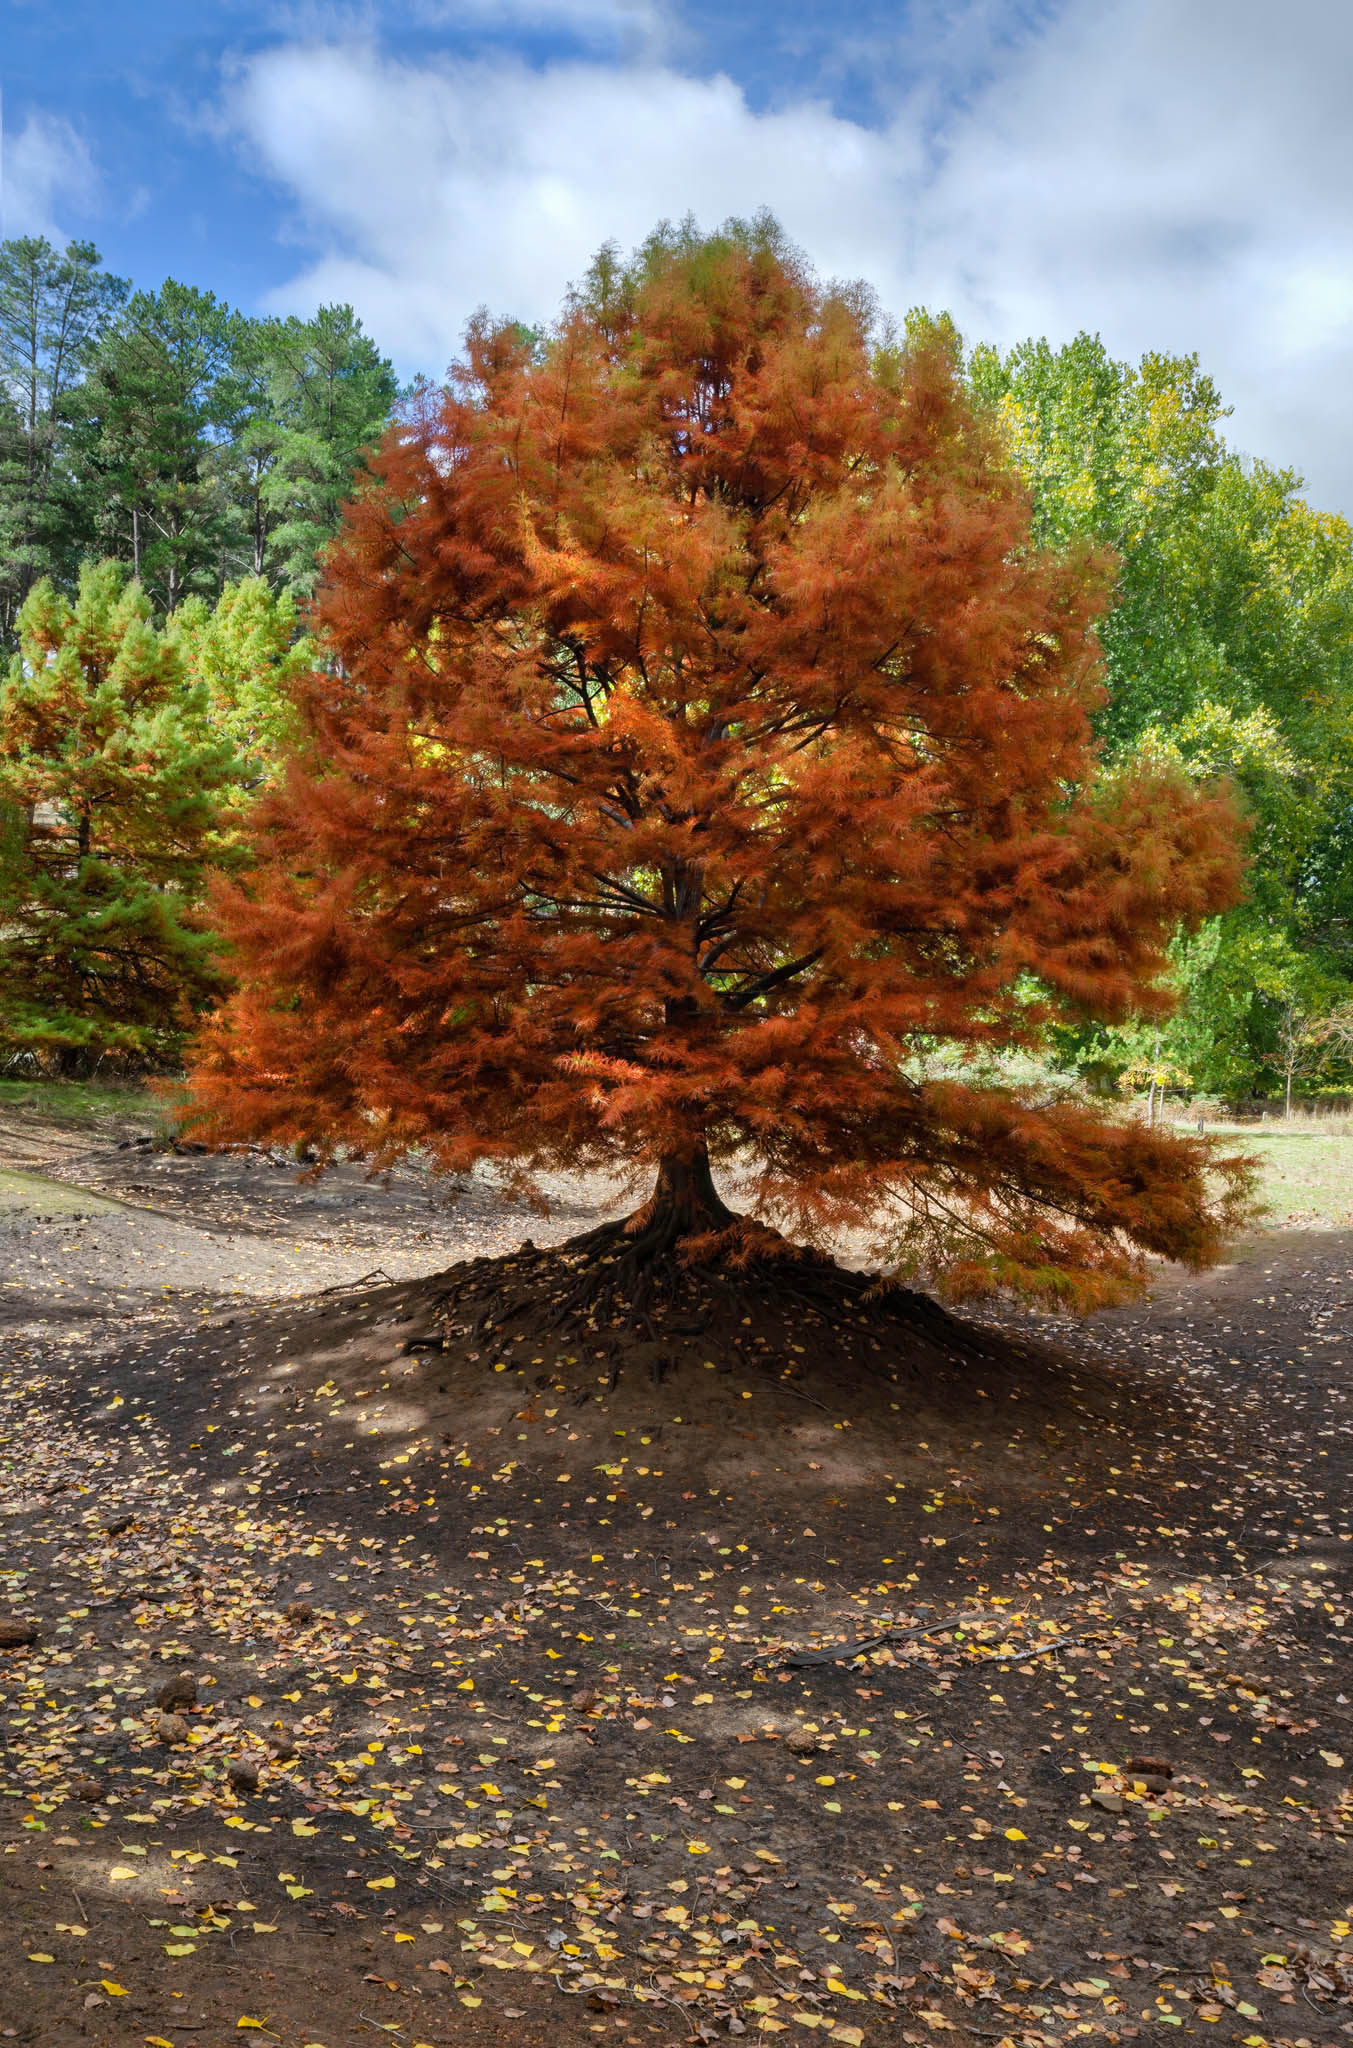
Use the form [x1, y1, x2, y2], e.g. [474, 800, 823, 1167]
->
[5, 0, 1353, 513]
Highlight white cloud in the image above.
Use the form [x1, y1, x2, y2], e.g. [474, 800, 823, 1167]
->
[0, 109, 100, 241]
[229, 42, 915, 363]
[225, 0, 1353, 512]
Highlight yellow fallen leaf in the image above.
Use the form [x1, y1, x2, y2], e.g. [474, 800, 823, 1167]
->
[102, 1980, 129, 1996]
[292, 1819, 319, 1837]
[832, 2031, 865, 2047]
[1320, 1750, 1345, 1770]
[394, 1932, 415, 1943]
[237, 2023, 275, 2035]
[252, 1923, 279, 1934]
[27, 1953, 54, 1963]
[147, 2037, 177, 2047]
[686, 1839, 711, 1854]
[165, 1942, 196, 1956]
[826, 1979, 865, 2000]
[459, 1995, 482, 2008]
[109, 1865, 139, 1882]
[1005, 1827, 1026, 1841]
[367, 1876, 396, 1890]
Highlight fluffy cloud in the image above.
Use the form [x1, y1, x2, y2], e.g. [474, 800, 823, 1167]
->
[227, 42, 913, 361]
[1, 110, 100, 241]
[224, 0, 1353, 511]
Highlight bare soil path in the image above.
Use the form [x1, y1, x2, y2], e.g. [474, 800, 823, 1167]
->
[1, 1098, 1351, 2048]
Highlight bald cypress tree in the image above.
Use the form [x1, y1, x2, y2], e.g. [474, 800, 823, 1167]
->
[185, 222, 1252, 1306]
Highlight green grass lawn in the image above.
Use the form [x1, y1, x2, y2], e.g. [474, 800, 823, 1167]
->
[1205, 1126, 1353, 1228]
[0, 1077, 159, 1123]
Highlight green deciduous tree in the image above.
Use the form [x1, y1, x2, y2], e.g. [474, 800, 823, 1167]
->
[971, 331, 1353, 1095]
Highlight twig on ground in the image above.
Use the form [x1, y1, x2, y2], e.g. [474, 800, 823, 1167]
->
[314, 1268, 396, 1296]
[995, 1633, 1090, 1664]
[769, 1610, 994, 1669]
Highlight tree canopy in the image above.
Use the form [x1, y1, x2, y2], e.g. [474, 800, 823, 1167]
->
[0, 238, 397, 633]
[971, 331, 1353, 1094]
[183, 221, 1252, 1304]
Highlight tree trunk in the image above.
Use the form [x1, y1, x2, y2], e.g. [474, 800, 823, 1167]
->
[646, 1141, 737, 1238]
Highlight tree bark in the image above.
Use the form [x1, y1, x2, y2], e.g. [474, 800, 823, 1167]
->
[647, 1141, 737, 1237]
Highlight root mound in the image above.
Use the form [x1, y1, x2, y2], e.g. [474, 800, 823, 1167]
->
[417, 1217, 996, 1398]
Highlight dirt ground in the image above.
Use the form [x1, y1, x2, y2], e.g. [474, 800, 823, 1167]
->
[1, 1094, 1351, 2048]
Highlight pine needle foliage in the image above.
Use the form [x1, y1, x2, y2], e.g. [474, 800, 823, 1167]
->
[183, 220, 1253, 1305]
[0, 560, 239, 1066]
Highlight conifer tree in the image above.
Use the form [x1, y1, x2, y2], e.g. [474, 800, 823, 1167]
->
[169, 576, 309, 791]
[184, 221, 1251, 1305]
[0, 237, 127, 635]
[0, 561, 238, 1066]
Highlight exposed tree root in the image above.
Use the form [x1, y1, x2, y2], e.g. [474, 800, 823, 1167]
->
[420, 1194, 997, 1396]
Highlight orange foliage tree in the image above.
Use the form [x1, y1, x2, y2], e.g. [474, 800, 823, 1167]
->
[183, 220, 1251, 1307]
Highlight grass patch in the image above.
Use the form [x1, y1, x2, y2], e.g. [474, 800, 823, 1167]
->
[0, 1077, 158, 1124]
[0, 1167, 124, 1215]
[1213, 1127, 1353, 1228]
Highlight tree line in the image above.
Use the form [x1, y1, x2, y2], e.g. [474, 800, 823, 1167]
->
[0, 229, 1350, 1103]
[0, 235, 397, 633]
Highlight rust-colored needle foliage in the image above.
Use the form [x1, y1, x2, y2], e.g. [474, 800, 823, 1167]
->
[184, 221, 1252, 1307]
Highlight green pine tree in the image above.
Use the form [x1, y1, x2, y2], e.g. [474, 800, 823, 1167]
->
[0, 236, 128, 638]
[0, 561, 241, 1067]
[245, 305, 398, 592]
[169, 575, 310, 793]
[75, 282, 245, 612]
